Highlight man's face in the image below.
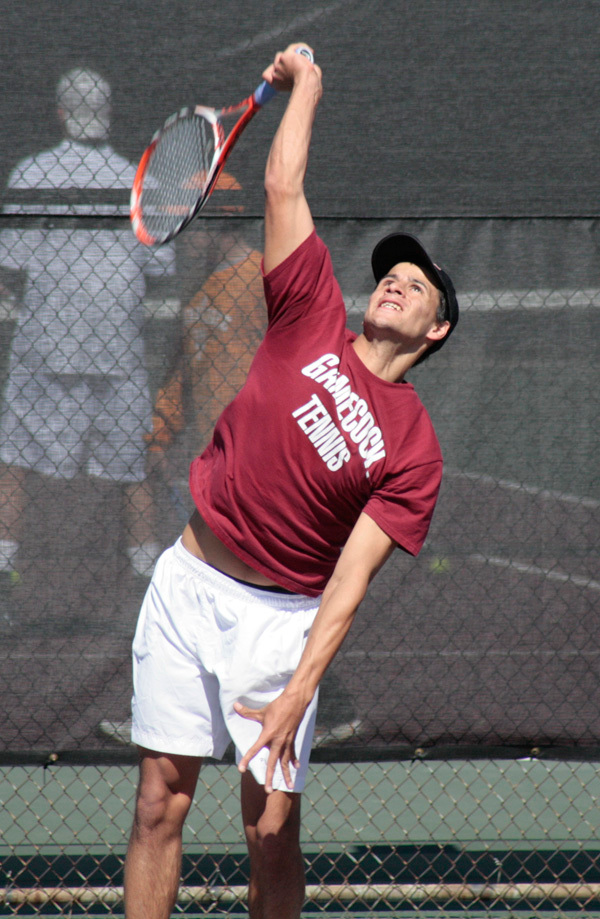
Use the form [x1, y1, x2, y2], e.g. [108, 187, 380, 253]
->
[363, 261, 446, 346]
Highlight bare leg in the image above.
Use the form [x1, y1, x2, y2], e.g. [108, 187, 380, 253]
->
[124, 749, 202, 919]
[241, 771, 304, 919]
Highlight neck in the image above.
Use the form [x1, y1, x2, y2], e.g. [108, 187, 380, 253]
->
[352, 332, 422, 383]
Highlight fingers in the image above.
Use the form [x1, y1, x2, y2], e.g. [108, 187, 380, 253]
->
[262, 735, 299, 794]
[263, 42, 319, 92]
[237, 735, 265, 777]
[261, 62, 276, 84]
[237, 725, 297, 794]
[233, 701, 264, 723]
[234, 702, 268, 780]
[288, 42, 314, 61]
[264, 734, 299, 793]
[234, 701, 300, 794]
[278, 744, 300, 793]
[237, 730, 293, 796]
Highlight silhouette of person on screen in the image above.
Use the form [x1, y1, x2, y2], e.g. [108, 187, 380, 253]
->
[124, 43, 458, 919]
[0, 68, 175, 601]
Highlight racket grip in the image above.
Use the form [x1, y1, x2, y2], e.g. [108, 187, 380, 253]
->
[254, 81, 278, 107]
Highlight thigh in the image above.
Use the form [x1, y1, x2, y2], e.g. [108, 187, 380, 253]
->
[217, 599, 320, 794]
[131, 545, 232, 759]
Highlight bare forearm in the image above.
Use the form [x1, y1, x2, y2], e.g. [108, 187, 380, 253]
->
[262, 45, 322, 272]
[280, 514, 396, 714]
[282, 572, 367, 709]
[264, 67, 322, 201]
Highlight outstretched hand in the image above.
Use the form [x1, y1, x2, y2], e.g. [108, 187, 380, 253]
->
[234, 690, 308, 794]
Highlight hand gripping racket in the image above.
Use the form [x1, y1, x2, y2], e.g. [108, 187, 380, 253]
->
[131, 47, 314, 246]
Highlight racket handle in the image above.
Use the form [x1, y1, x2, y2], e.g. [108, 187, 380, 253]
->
[254, 81, 278, 107]
[254, 46, 314, 107]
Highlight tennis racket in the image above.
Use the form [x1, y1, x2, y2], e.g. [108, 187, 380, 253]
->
[131, 46, 314, 246]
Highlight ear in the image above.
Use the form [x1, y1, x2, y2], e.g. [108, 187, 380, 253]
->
[426, 319, 450, 344]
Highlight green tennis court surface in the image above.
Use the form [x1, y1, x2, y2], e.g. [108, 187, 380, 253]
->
[3, 758, 600, 916]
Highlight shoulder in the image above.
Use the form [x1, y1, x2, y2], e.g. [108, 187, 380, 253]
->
[373, 383, 442, 469]
[400, 386, 441, 451]
[262, 230, 346, 332]
[263, 230, 336, 301]
[263, 229, 326, 278]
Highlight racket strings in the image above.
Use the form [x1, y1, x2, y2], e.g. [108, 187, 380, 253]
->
[140, 115, 216, 240]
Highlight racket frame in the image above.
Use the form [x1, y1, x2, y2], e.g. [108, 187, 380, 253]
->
[131, 84, 275, 245]
[130, 48, 312, 246]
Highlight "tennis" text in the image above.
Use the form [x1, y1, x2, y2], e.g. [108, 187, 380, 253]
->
[292, 353, 387, 472]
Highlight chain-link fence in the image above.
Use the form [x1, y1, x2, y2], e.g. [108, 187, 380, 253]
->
[3, 758, 600, 916]
[1, 41, 599, 917]
[1, 205, 598, 914]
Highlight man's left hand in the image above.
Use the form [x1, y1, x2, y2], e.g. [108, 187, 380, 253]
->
[234, 691, 307, 794]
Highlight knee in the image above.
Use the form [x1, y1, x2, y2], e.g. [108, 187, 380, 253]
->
[133, 774, 192, 839]
[252, 806, 301, 869]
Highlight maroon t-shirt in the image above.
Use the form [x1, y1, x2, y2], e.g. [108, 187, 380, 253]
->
[190, 230, 442, 596]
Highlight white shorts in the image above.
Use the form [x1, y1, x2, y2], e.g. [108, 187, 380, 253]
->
[131, 538, 321, 793]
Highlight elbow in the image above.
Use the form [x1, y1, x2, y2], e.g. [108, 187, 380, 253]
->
[264, 168, 301, 206]
[326, 568, 370, 616]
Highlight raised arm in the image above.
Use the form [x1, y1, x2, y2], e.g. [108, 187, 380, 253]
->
[261, 44, 322, 274]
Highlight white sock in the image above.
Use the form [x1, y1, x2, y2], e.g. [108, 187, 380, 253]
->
[0, 539, 19, 572]
[127, 542, 160, 578]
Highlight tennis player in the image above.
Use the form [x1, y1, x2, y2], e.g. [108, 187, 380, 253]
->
[124, 43, 459, 919]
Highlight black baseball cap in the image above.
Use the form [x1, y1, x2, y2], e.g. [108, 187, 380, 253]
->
[371, 233, 459, 358]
